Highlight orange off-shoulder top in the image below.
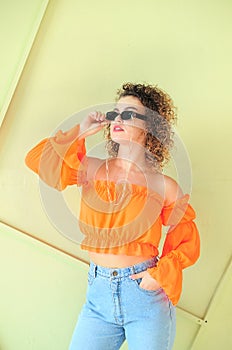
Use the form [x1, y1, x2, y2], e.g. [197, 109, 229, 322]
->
[25, 125, 200, 305]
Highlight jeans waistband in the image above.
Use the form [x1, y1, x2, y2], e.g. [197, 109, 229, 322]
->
[89, 256, 159, 279]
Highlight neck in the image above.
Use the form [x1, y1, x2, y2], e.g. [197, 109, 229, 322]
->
[115, 142, 147, 170]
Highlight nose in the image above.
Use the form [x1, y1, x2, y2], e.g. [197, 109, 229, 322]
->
[114, 114, 122, 122]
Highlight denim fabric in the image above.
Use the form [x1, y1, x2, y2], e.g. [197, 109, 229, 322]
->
[69, 257, 176, 350]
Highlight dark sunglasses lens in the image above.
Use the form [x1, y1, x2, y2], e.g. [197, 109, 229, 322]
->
[106, 111, 136, 120]
[106, 111, 118, 120]
[121, 111, 133, 120]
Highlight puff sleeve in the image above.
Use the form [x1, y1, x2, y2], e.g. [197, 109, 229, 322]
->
[147, 194, 200, 305]
[25, 124, 86, 190]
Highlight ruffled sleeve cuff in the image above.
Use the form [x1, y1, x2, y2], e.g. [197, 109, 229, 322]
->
[147, 251, 182, 305]
[25, 125, 86, 190]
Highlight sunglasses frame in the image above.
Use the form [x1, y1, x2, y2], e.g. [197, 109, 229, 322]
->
[105, 110, 147, 121]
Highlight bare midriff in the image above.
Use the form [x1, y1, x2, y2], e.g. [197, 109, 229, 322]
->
[89, 252, 153, 268]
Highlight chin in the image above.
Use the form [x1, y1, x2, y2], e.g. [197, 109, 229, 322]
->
[111, 135, 130, 144]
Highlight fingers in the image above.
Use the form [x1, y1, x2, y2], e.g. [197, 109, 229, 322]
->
[129, 271, 145, 280]
[80, 111, 108, 139]
[89, 111, 107, 123]
[130, 271, 161, 291]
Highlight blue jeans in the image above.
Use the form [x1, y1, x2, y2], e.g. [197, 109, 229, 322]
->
[69, 257, 176, 350]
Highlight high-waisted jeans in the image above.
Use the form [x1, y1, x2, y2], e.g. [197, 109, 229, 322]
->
[69, 257, 176, 350]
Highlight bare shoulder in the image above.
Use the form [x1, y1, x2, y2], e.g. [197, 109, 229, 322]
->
[163, 175, 184, 206]
[86, 156, 105, 179]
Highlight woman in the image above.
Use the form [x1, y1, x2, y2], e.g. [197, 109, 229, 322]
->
[25, 83, 200, 350]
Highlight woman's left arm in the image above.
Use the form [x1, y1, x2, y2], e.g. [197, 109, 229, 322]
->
[147, 177, 200, 305]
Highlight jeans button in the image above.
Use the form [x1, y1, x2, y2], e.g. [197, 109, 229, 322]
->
[112, 270, 118, 276]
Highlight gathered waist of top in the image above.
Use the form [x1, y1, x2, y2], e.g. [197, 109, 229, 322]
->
[81, 241, 160, 258]
[88, 256, 159, 279]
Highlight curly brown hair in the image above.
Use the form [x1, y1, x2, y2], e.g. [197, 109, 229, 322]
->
[104, 83, 177, 170]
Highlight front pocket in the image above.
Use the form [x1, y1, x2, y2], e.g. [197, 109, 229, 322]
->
[133, 278, 163, 295]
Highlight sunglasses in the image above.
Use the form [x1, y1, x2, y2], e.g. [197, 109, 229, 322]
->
[105, 110, 147, 121]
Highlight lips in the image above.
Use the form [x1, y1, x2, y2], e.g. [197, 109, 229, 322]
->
[113, 125, 124, 132]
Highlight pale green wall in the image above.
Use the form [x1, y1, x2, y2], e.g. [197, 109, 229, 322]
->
[0, 223, 88, 350]
[0, 0, 49, 125]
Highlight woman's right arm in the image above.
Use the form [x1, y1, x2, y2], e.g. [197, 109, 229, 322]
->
[25, 111, 107, 190]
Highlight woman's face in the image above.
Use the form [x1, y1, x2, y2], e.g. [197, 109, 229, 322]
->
[109, 96, 147, 145]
